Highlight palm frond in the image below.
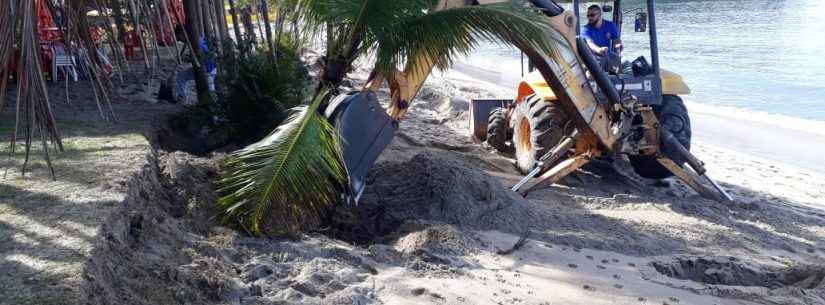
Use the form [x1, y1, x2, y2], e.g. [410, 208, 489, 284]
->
[216, 88, 347, 236]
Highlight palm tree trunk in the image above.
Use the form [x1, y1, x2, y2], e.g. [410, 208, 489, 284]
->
[109, 0, 128, 40]
[259, 0, 274, 62]
[214, 0, 229, 43]
[127, 0, 151, 68]
[75, 0, 101, 66]
[241, 6, 256, 43]
[318, 24, 362, 93]
[254, 5, 265, 43]
[159, 0, 182, 64]
[183, 0, 212, 106]
[97, 0, 129, 76]
[227, 0, 242, 43]
[200, 0, 215, 40]
[205, 0, 223, 54]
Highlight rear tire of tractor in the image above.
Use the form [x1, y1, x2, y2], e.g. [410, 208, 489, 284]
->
[513, 94, 570, 174]
[629, 95, 692, 179]
[486, 107, 510, 153]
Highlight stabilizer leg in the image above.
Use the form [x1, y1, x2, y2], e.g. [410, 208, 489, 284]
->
[516, 153, 591, 196]
[656, 157, 732, 202]
[512, 131, 578, 192]
[659, 129, 733, 202]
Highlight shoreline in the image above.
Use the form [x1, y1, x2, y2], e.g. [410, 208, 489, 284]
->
[447, 62, 825, 176]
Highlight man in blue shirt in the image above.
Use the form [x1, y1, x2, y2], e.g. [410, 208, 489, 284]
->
[176, 36, 217, 104]
[582, 5, 623, 56]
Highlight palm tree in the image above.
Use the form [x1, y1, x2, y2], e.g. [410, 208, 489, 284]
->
[217, 0, 558, 236]
[182, 0, 214, 105]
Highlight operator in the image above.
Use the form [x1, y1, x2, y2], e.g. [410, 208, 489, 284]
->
[582, 5, 623, 56]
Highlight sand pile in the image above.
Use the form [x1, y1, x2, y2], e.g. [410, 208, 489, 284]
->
[328, 151, 537, 243]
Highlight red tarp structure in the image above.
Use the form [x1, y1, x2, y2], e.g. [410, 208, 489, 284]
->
[36, 0, 58, 77]
[37, 0, 61, 43]
[155, 0, 186, 46]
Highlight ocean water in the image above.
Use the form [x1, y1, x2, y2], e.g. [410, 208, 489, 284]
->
[462, 0, 825, 122]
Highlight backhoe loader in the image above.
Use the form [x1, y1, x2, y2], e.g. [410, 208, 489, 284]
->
[324, 0, 732, 203]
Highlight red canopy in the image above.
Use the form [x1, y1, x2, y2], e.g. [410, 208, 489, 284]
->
[37, 0, 61, 43]
[156, 0, 186, 45]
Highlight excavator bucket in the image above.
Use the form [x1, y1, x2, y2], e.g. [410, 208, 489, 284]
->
[324, 91, 398, 203]
[469, 99, 513, 142]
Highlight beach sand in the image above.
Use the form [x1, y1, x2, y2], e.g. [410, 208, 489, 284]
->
[5, 49, 824, 305]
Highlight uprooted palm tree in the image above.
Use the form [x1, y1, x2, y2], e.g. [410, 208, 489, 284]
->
[217, 0, 558, 236]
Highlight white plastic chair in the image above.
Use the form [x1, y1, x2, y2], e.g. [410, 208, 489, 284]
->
[51, 44, 78, 82]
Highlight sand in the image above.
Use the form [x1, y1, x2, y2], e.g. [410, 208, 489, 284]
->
[5, 48, 825, 305]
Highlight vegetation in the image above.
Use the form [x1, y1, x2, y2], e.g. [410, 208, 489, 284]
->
[219, 43, 307, 145]
[217, 88, 346, 235]
[166, 41, 308, 151]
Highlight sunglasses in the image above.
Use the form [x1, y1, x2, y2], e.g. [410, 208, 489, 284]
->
[587, 13, 600, 17]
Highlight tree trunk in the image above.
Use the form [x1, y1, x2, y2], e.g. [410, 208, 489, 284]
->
[259, 0, 274, 61]
[200, 0, 214, 40]
[126, 0, 150, 68]
[241, 6, 256, 43]
[315, 23, 365, 94]
[182, 0, 212, 106]
[214, 0, 229, 42]
[75, 0, 101, 66]
[254, 6, 265, 43]
[227, 0, 242, 44]
[205, 0, 222, 54]
[320, 57, 349, 90]
[109, 0, 128, 40]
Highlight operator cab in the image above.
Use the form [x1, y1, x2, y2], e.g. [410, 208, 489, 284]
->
[570, 0, 663, 105]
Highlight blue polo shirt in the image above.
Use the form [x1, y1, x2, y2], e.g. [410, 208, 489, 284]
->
[582, 20, 620, 51]
[199, 37, 217, 72]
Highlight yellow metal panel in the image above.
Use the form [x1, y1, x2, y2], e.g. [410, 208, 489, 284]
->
[517, 70, 558, 102]
[661, 68, 691, 95]
[518, 68, 691, 101]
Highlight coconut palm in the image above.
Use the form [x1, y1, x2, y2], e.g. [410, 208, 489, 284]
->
[217, 0, 559, 236]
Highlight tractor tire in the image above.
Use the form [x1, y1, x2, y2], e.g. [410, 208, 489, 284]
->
[629, 95, 692, 179]
[486, 107, 510, 152]
[512, 94, 570, 174]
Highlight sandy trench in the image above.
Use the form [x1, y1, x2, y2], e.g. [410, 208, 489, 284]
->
[3, 50, 825, 305]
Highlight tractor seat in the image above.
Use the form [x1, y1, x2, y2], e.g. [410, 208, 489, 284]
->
[631, 56, 653, 77]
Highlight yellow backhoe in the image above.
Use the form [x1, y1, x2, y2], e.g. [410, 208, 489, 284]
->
[324, 0, 732, 203]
